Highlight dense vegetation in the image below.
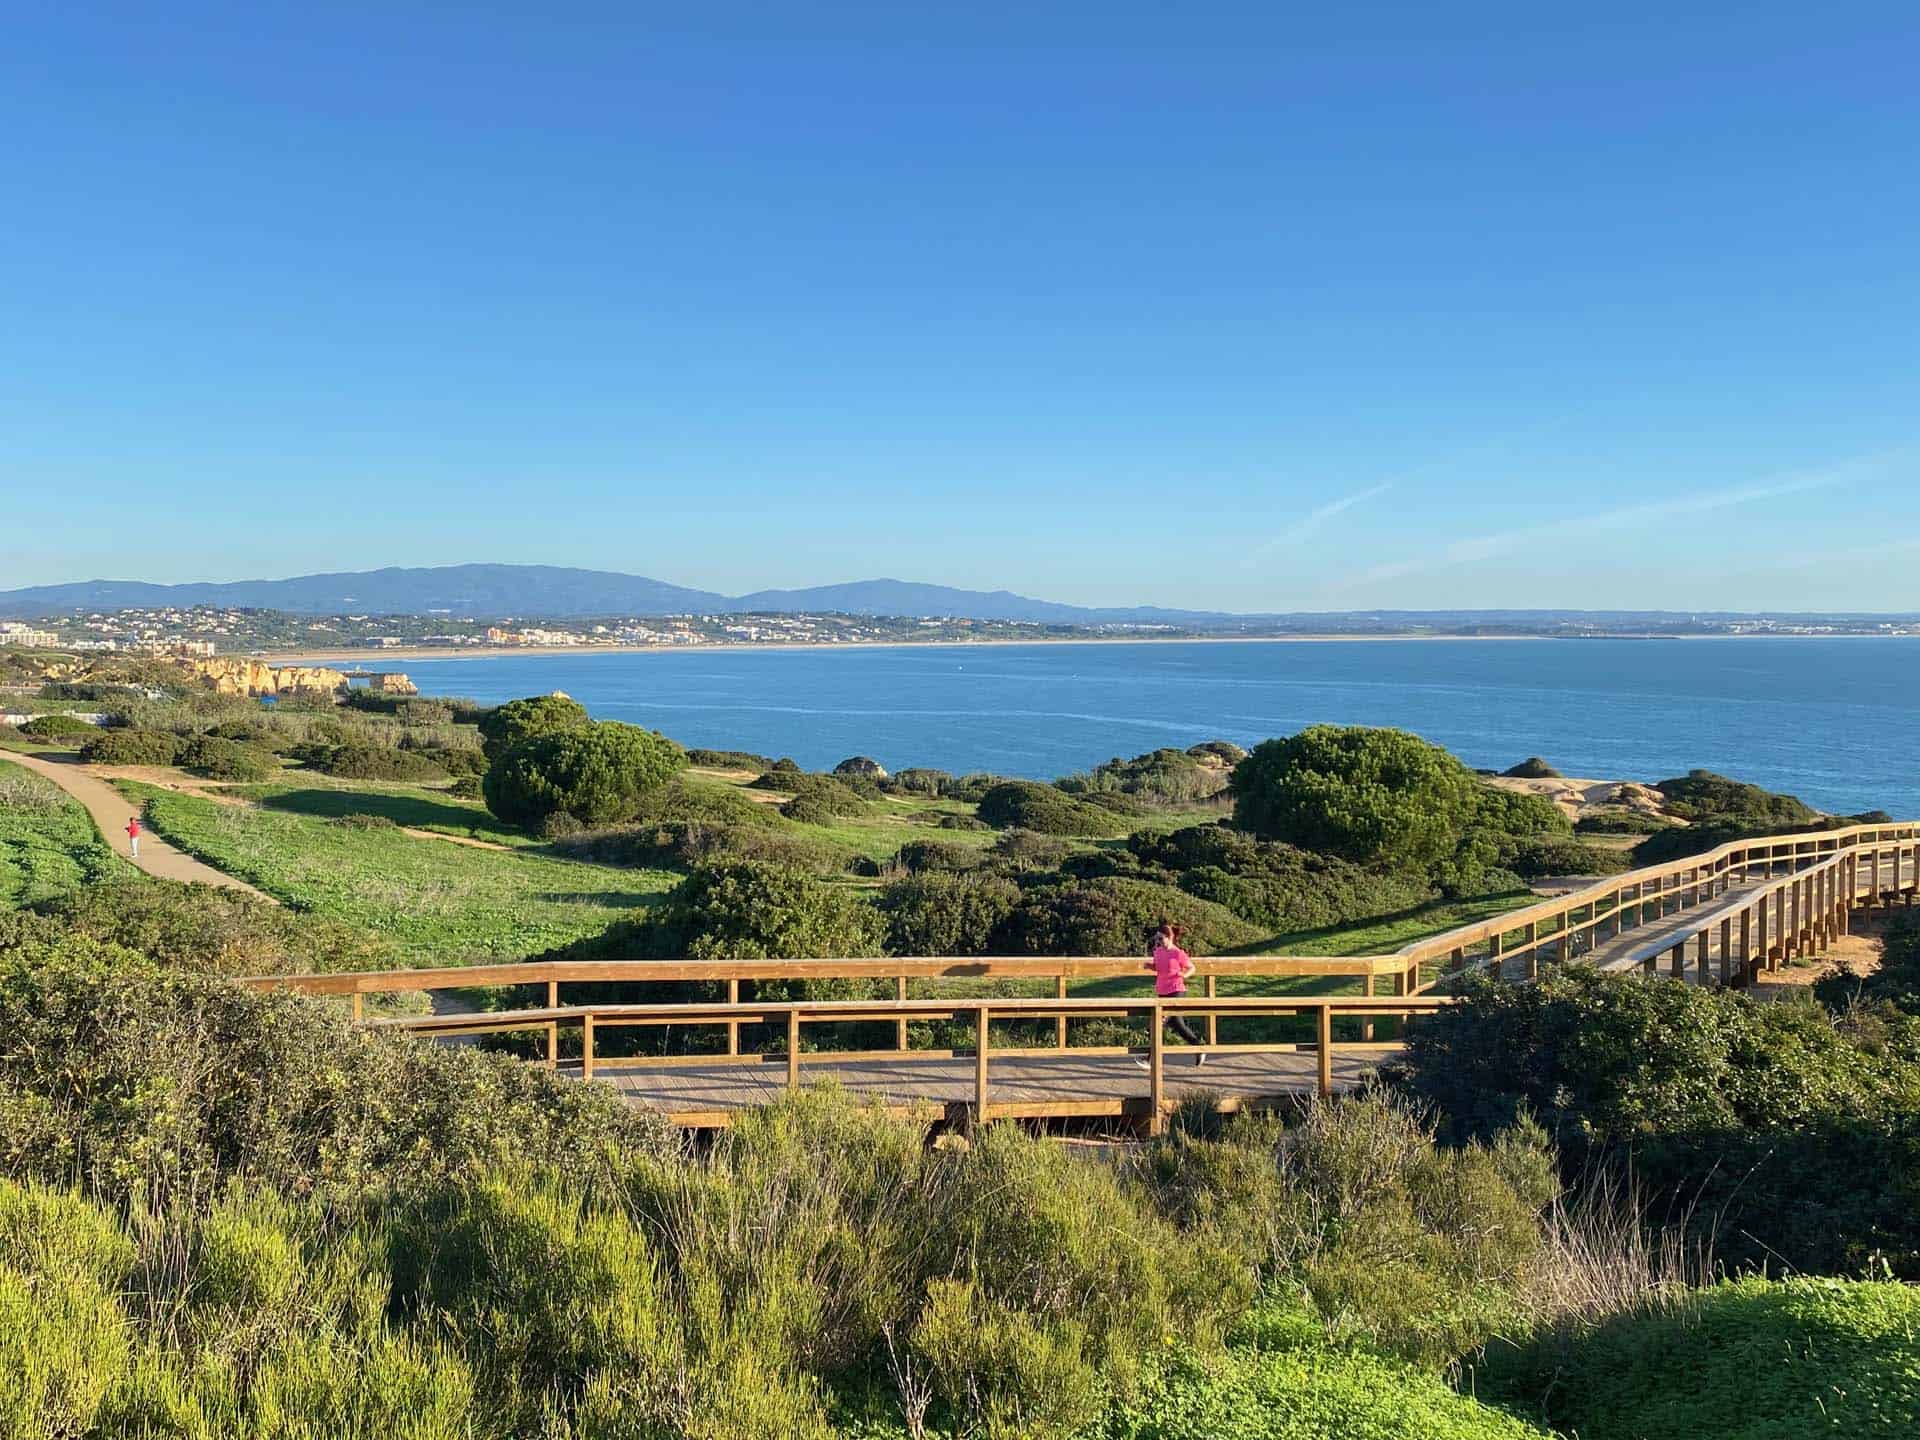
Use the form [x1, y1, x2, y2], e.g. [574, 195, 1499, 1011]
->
[4, 655, 1916, 1436]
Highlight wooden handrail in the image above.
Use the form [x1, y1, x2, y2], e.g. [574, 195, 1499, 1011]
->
[363, 992, 1457, 1127]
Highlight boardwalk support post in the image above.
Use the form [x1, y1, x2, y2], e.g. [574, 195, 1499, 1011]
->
[1148, 1002, 1166, 1135]
[975, 1004, 991, 1126]
[726, 978, 740, 1056]
[786, 1011, 800, 1091]
[1317, 1004, 1333, 1099]
[582, 1012, 595, 1083]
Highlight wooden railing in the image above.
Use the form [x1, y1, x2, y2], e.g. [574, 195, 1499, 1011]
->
[239, 820, 1920, 1125]
[364, 993, 1453, 1125]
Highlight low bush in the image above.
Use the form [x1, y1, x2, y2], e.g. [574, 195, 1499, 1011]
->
[884, 767, 952, 797]
[1656, 768, 1817, 827]
[555, 819, 844, 876]
[991, 828, 1075, 871]
[631, 776, 781, 829]
[1476, 1277, 1920, 1440]
[1, 880, 382, 976]
[643, 862, 887, 960]
[1575, 810, 1676, 836]
[881, 871, 1021, 955]
[1057, 747, 1232, 806]
[1506, 838, 1631, 878]
[1187, 740, 1248, 765]
[178, 735, 278, 781]
[1817, 910, 1920, 1014]
[685, 747, 774, 771]
[77, 728, 182, 766]
[774, 774, 870, 824]
[977, 781, 1121, 836]
[1398, 968, 1920, 1275]
[315, 743, 449, 782]
[890, 838, 982, 873]
[994, 876, 1261, 956]
[19, 713, 96, 740]
[1131, 825, 1437, 932]
[1501, 757, 1561, 779]
[0, 953, 673, 1206]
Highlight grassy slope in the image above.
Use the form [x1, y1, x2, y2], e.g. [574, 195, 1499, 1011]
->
[229, 777, 539, 846]
[119, 782, 678, 963]
[0, 758, 126, 907]
[1476, 1276, 1920, 1440]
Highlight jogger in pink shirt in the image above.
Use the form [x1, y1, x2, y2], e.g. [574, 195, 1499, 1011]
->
[1147, 920, 1206, 1066]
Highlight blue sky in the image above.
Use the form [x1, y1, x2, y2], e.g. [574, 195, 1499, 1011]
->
[3, 2, 1916, 612]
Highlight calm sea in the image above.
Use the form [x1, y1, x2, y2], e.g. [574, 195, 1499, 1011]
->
[373, 638, 1920, 818]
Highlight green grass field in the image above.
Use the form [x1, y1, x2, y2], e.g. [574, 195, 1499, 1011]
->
[0, 758, 127, 907]
[228, 777, 540, 846]
[118, 782, 679, 963]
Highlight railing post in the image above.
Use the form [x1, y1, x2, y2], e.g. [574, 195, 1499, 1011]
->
[1740, 908, 1752, 983]
[896, 975, 910, 1054]
[1487, 931, 1503, 982]
[548, 979, 559, 1009]
[1056, 973, 1069, 1050]
[545, 1020, 558, 1069]
[1316, 1003, 1333, 1099]
[351, 992, 363, 1023]
[1526, 920, 1540, 980]
[727, 978, 740, 1056]
[1148, 1001, 1166, 1134]
[975, 1003, 991, 1124]
[582, 1012, 595, 1082]
[1695, 930, 1710, 985]
[1717, 918, 1732, 985]
[786, 1009, 800, 1091]
[1669, 941, 1686, 979]
[1207, 973, 1221, 1047]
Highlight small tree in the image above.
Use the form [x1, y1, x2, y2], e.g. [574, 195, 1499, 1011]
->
[483, 722, 685, 829]
[654, 861, 887, 960]
[1228, 726, 1478, 870]
[477, 693, 590, 761]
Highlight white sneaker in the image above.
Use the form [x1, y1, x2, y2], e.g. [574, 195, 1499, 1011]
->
[1133, 1059, 1150, 1070]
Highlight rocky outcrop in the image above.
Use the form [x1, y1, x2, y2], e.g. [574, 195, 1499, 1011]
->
[365, 672, 418, 695]
[184, 657, 348, 697]
[833, 755, 889, 780]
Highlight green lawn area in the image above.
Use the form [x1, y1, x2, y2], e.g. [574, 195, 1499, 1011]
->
[0, 758, 127, 907]
[119, 782, 679, 964]
[228, 777, 539, 846]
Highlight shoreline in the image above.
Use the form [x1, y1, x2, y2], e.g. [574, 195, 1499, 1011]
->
[254, 631, 1917, 666]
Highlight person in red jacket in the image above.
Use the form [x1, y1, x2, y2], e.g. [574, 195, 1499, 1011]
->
[125, 814, 141, 859]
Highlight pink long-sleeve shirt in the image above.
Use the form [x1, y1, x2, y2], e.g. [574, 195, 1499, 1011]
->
[1151, 944, 1195, 997]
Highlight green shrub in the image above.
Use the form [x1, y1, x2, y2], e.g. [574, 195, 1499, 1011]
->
[1472, 786, 1572, 839]
[686, 747, 774, 771]
[1398, 968, 1920, 1276]
[412, 743, 489, 778]
[1501, 757, 1561, 779]
[77, 728, 183, 766]
[631, 776, 781, 829]
[447, 773, 483, 800]
[775, 774, 870, 823]
[1655, 769, 1817, 827]
[646, 862, 886, 960]
[1132, 824, 1437, 932]
[1476, 1277, 1920, 1440]
[991, 829, 1074, 870]
[476, 693, 589, 761]
[178, 735, 278, 781]
[1575, 810, 1675, 836]
[995, 877, 1261, 956]
[1229, 727, 1480, 870]
[885, 767, 953, 797]
[1057, 747, 1232, 807]
[977, 781, 1120, 836]
[881, 871, 1021, 955]
[1506, 838, 1630, 878]
[911, 1277, 1101, 1438]
[0, 953, 672, 1205]
[555, 818, 844, 876]
[19, 713, 97, 740]
[316, 743, 449, 782]
[890, 838, 982, 874]
[1187, 740, 1248, 765]
[482, 721, 685, 829]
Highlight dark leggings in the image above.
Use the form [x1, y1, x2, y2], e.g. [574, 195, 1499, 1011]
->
[1164, 1011, 1203, 1047]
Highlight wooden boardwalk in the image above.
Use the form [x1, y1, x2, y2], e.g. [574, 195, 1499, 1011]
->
[574, 1047, 1387, 1126]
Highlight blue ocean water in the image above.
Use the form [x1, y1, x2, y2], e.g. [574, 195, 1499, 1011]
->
[376, 638, 1920, 818]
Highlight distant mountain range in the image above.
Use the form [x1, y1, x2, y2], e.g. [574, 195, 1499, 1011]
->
[3, 564, 1913, 629]
[0, 564, 1236, 625]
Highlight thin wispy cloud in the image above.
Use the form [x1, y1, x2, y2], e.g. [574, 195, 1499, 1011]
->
[1348, 454, 1903, 588]
[1246, 483, 1393, 565]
